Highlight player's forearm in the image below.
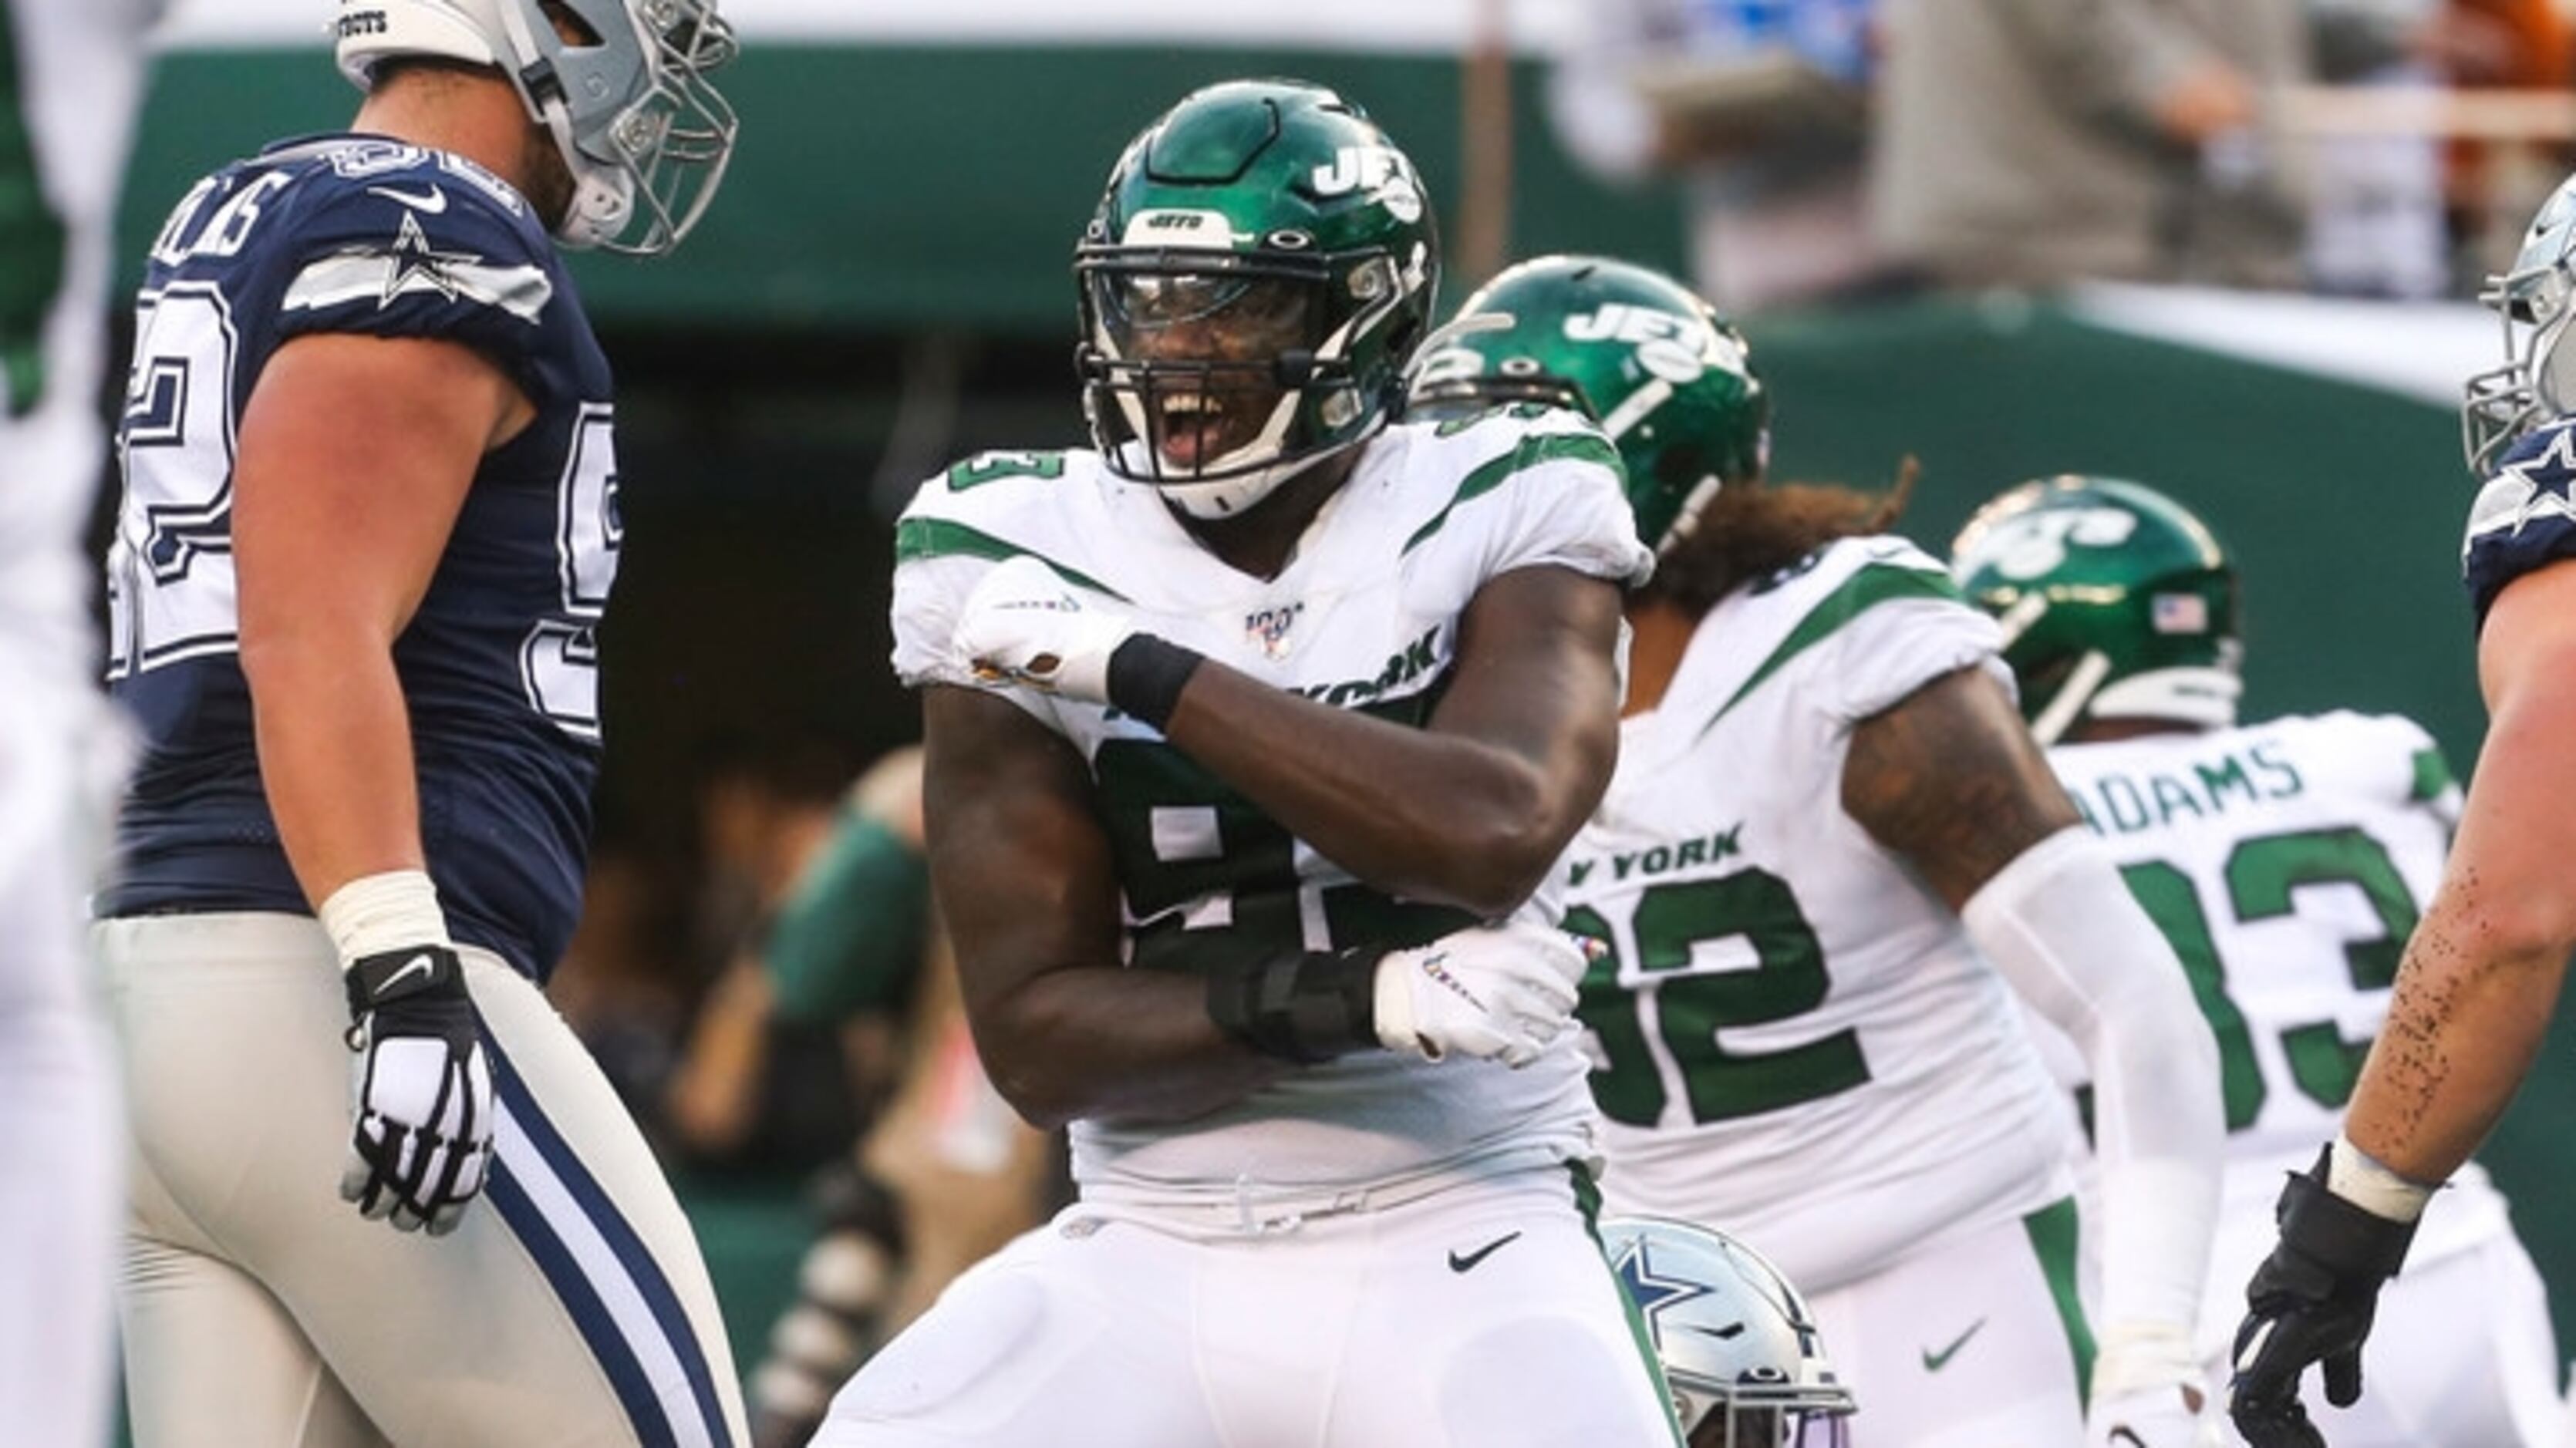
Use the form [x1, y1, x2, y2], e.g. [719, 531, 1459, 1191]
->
[2343, 897, 2568, 1183]
[241, 627, 427, 909]
[1160, 660, 1600, 918]
[972, 963, 1292, 1129]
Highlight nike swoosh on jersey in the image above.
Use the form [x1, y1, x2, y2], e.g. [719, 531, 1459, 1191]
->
[1920, 1318, 1986, 1372]
[366, 183, 449, 214]
[1448, 1230, 1522, 1273]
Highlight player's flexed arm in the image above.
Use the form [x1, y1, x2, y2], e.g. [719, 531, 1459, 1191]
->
[1843, 665, 2227, 1448]
[958, 557, 1623, 918]
[234, 332, 531, 1232]
[932, 558, 1610, 1130]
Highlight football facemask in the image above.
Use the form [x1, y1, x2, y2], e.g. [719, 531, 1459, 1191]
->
[2466, 170, 2576, 474]
[1074, 79, 1439, 520]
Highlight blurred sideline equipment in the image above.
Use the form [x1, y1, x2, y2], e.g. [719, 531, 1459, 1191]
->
[1408, 254, 2227, 1447]
[2226, 165, 2576, 1446]
[0, 0, 155, 1444]
[1599, 1216, 1857, 1448]
[746, 748, 1053, 1448]
[95, 0, 750, 1441]
[1957, 475, 2562, 1445]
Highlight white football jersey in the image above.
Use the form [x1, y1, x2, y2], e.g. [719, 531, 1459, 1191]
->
[890, 409, 1652, 1207]
[2046, 713, 2516, 1285]
[1, 0, 153, 689]
[1568, 535, 2081, 1295]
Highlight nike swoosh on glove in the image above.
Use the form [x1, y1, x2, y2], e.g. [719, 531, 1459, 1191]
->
[952, 554, 1138, 705]
[2227, 1150, 2416, 1447]
[1371, 921, 1586, 1068]
[341, 943, 496, 1236]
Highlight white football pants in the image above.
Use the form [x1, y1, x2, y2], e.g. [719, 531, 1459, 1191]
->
[1802, 1200, 2092, 1447]
[100, 913, 749, 1448]
[814, 1163, 1684, 1447]
[0, 685, 121, 1448]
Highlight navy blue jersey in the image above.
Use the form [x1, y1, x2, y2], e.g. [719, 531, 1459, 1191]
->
[2463, 416, 2576, 630]
[102, 134, 619, 981]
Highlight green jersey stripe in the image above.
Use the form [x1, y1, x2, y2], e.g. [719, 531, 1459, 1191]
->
[0, 0, 66, 417]
[892, 517, 1130, 601]
[1697, 561, 1964, 736]
[1401, 431, 1622, 554]
[2023, 1196, 2098, 1403]
[2409, 745, 2455, 804]
[1569, 1163, 1690, 1448]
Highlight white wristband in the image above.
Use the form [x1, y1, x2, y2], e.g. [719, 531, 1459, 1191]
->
[2327, 1133, 2436, 1224]
[317, 869, 453, 967]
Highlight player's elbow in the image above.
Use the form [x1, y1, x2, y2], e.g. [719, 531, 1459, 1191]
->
[1402, 763, 1580, 916]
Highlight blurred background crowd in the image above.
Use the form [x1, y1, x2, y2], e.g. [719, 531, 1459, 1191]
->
[91, 0, 2576, 1436]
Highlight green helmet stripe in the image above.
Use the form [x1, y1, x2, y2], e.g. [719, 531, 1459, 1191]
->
[1697, 561, 1964, 737]
[1401, 430, 1620, 554]
[892, 517, 1131, 602]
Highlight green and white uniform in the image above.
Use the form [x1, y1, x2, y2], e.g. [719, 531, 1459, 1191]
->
[0, 2, 149, 1444]
[2050, 713, 2561, 1445]
[891, 409, 1647, 1206]
[838, 409, 1684, 1448]
[1564, 534, 2096, 1444]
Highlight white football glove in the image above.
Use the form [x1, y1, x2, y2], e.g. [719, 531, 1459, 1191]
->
[2091, 1325, 2223, 1448]
[952, 554, 1137, 704]
[341, 943, 496, 1235]
[1372, 921, 1586, 1068]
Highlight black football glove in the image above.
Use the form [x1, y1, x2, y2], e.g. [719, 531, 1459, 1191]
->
[2227, 1147, 2417, 1448]
[340, 943, 494, 1235]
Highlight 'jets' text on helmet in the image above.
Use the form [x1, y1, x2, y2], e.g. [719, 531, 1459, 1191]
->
[1074, 79, 1441, 520]
[1599, 1217, 1856, 1448]
[1405, 254, 1767, 554]
[2466, 170, 2576, 474]
[334, 0, 738, 255]
[1950, 476, 2241, 746]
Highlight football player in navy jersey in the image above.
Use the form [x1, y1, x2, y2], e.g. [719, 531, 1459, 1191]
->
[94, 1, 747, 1443]
[2228, 171, 2576, 1446]
[0, 2, 157, 1444]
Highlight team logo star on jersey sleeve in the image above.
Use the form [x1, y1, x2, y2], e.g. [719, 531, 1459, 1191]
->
[2473, 423, 2576, 544]
[1612, 1238, 1709, 1349]
[379, 210, 481, 308]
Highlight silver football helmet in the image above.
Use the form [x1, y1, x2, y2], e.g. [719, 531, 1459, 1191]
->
[1600, 1217, 1856, 1448]
[2465, 170, 2576, 474]
[335, 0, 738, 255]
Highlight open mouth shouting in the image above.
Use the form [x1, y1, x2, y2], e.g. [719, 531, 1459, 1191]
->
[1151, 385, 1269, 470]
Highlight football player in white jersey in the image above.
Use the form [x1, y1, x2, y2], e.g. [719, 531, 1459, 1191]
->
[0, 0, 155, 1442]
[1954, 475, 2562, 1445]
[818, 83, 1682, 1446]
[1406, 255, 2227, 1448]
[2220, 170, 2576, 1446]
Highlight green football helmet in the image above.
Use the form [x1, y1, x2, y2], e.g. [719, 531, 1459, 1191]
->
[1405, 254, 1767, 553]
[1074, 79, 1441, 520]
[1950, 476, 2242, 745]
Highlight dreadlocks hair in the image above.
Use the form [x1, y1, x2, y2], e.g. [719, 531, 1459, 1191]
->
[1647, 458, 1920, 619]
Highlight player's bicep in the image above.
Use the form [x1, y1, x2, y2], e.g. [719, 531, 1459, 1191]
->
[233, 332, 525, 645]
[1842, 663, 2083, 910]
[1430, 562, 1626, 798]
[921, 684, 1124, 1026]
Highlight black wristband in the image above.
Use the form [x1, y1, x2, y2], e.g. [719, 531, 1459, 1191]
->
[2276, 1148, 2419, 1282]
[1205, 946, 1385, 1064]
[1106, 634, 1205, 732]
